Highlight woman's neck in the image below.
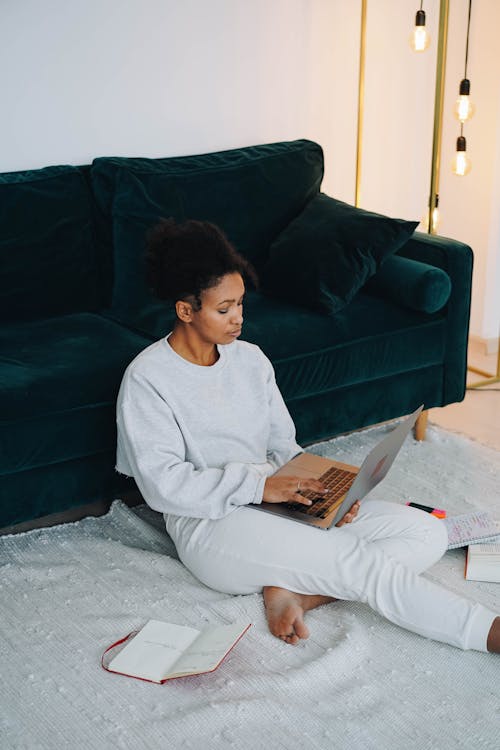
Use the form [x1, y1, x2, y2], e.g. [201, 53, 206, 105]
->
[168, 328, 219, 367]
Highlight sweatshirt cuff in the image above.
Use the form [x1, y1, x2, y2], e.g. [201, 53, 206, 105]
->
[250, 473, 267, 506]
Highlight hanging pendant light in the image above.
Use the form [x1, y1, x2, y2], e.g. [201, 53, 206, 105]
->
[452, 134, 472, 176]
[452, 1, 473, 174]
[453, 1, 475, 122]
[454, 78, 475, 122]
[410, 4, 431, 52]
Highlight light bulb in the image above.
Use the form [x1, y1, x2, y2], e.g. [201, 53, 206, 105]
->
[455, 96, 475, 122]
[423, 197, 440, 234]
[453, 152, 471, 176]
[431, 206, 440, 233]
[452, 136, 472, 176]
[410, 10, 430, 52]
[453, 79, 475, 123]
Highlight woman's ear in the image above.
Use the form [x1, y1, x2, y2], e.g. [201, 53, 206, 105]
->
[175, 299, 194, 323]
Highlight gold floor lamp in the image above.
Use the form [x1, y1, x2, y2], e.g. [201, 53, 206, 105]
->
[354, 0, 450, 219]
[355, 0, 499, 390]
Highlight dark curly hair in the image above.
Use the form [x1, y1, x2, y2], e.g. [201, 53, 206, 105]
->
[145, 218, 259, 311]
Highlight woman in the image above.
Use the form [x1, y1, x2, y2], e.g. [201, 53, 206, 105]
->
[116, 218, 500, 652]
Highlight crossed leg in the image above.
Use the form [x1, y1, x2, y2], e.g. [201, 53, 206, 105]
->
[172, 499, 498, 652]
[263, 501, 500, 652]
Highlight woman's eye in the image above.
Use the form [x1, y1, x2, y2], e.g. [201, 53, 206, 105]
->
[219, 310, 228, 315]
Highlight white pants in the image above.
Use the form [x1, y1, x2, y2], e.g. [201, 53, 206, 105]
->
[166, 499, 496, 652]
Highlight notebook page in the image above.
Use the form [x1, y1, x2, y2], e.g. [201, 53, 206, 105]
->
[108, 620, 200, 682]
[169, 623, 248, 676]
[469, 543, 500, 555]
[444, 512, 499, 548]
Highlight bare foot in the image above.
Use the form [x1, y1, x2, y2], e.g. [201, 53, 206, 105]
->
[487, 616, 500, 653]
[263, 586, 336, 645]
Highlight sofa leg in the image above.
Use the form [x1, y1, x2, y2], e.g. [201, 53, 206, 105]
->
[414, 410, 429, 441]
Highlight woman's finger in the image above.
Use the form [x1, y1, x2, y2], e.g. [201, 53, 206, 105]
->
[335, 502, 360, 527]
[291, 493, 313, 506]
[307, 481, 329, 494]
[292, 479, 327, 495]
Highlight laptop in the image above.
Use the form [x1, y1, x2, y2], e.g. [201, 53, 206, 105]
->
[252, 405, 423, 530]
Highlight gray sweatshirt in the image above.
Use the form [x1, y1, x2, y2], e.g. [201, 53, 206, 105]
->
[116, 333, 303, 521]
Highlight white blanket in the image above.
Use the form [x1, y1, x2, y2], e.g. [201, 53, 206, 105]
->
[1, 423, 499, 749]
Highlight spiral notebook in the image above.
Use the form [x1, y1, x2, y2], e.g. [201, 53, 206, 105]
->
[443, 511, 500, 550]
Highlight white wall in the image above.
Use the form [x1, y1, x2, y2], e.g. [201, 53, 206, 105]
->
[360, 0, 438, 222]
[0, 0, 307, 167]
[0, 0, 357, 184]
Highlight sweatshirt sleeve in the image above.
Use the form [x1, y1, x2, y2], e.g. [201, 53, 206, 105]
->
[262, 355, 304, 472]
[116, 374, 268, 520]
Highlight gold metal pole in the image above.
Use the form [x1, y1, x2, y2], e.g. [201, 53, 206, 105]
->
[355, 0, 367, 207]
[427, 0, 450, 234]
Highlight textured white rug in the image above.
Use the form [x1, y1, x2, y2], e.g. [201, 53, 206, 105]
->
[1, 423, 500, 750]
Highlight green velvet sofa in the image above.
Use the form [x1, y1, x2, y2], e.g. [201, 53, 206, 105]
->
[0, 139, 473, 529]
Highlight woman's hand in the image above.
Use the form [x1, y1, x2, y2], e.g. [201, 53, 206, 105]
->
[262, 476, 328, 506]
[262, 477, 361, 525]
[335, 500, 361, 527]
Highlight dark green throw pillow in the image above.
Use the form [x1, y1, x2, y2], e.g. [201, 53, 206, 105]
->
[261, 193, 418, 314]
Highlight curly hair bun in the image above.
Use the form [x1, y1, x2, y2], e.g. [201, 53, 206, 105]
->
[145, 218, 258, 309]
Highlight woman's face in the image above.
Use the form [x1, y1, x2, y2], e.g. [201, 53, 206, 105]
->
[190, 272, 245, 345]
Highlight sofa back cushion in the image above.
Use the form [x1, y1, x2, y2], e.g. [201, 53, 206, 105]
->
[91, 140, 324, 316]
[0, 165, 104, 322]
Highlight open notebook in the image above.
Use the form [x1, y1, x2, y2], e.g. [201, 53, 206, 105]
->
[102, 619, 251, 684]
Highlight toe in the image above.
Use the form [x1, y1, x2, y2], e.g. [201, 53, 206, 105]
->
[293, 617, 310, 640]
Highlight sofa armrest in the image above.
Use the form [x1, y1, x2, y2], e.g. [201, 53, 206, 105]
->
[365, 254, 451, 313]
[396, 231, 473, 404]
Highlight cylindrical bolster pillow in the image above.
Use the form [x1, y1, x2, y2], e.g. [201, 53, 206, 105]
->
[364, 254, 452, 313]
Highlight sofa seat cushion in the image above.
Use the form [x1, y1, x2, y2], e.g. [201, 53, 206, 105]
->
[0, 314, 149, 476]
[91, 139, 324, 314]
[241, 291, 446, 401]
[0, 165, 105, 323]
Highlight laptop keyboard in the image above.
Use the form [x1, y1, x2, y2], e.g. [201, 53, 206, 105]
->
[285, 465, 357, 519]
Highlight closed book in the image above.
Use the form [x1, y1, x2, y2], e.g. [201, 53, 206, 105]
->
[465, 543, 500, 583]
[102, 619, 251, 684]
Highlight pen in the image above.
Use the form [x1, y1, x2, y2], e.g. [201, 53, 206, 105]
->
[406, 502, 446, 518]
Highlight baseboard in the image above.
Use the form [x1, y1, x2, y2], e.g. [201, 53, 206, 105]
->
[469, 334, 499, 356]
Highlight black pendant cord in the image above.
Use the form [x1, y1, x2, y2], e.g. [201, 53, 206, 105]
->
[464, 0, 472, 79]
